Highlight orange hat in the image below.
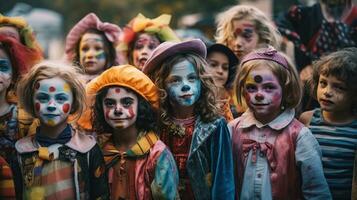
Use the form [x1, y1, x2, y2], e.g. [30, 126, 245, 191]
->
[77, 65, 159, 130]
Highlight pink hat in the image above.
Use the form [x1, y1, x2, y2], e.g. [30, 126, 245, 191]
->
[65, 13, 121, 61]
[142, 39, 206, 74]
[240, 46, 289, 70]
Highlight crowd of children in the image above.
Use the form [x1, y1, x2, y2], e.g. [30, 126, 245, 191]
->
[0, 1, 356, 199]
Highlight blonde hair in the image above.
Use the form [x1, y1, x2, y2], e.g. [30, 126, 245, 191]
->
[234, 51, 302, 110]
[17, 61, 86, 120]
[215, 5, 281, 49]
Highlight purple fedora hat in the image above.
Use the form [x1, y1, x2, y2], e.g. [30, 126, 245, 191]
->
[142, 39, 207, 74]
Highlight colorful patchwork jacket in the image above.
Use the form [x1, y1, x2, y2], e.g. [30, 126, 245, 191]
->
[102, 131, 179, 200]
[0, 156, 15, 199]
[14, 127, 109, 199]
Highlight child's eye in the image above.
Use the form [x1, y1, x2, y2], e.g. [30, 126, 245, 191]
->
[55, 94, 69, 103]
[95, 46, 103, 51]
[188, 75, 198, 82]
[319, 80, 327, 87]
[168, 77, 180, 84]
[222, 64, 229, 71]
[104, 99, 116, 108]
[134, 43, 144, 50]
[36, 93, 50, 103]
[121, 98, 134, 108]
[208, 61, 218, 68]
[149, 43, 158, 50]
[245, 84, 257, 92]
[81, 46, 89, 52]
[264, 84, 277, 91]
[0, 60, 11, 73]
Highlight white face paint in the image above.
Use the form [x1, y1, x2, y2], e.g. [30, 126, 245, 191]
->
[33, 78, 73, 127]
[165, 60, 201, 107]
[0, 48, 12, 93]
[244, 65, 282, 123]
[102, 87, 138, 130]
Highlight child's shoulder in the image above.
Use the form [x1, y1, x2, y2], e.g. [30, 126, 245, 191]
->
[66, 129, 97, 153]
[299, 110, 314, 126]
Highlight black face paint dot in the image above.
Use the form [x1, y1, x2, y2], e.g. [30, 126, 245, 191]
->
[254, 75, 263, 83]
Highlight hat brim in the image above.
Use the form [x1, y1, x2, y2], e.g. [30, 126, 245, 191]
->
[207, 43, 239, 67]
[143, 39, 207, 74]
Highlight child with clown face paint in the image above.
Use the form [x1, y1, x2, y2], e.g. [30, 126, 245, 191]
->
[15, 62, 109, 199]
[0, 35, 39, 199]
[229, 46, 331, 199]
[77, 65, 179, 199]
[65, 13, 121, 84]
[143, 39, 234, 200]
[117, 13, 180, 70]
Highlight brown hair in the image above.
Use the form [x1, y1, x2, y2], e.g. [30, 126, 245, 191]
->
[74, 28, 117, 70]
[234, 51, 302, 110]
[311, 47, 357, 110]
[17, 61, 86, 120]
[149, 53, 219, 125]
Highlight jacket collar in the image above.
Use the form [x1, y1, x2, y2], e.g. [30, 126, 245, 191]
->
[238, 109, 295, 130]
[15, 127, 96, 154]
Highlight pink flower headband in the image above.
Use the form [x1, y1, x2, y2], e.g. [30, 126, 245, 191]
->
[65, 13, 121, 61]
[240, 47, 289, 70]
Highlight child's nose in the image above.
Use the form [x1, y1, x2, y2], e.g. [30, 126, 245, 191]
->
[235, 36, 243, 47]
[255, 93, 264, 101]
[114, 106, 123, 116]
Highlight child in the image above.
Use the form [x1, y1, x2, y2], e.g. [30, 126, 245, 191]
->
[143, 39, 234, 199]
[215, 5, 281, 60]
[230, 47, 331, 199]
[65, 13, 121, 83]
[15, 62, 109, 199]
[78, 65, 179, 199]
[299, 48, 357, 199]
[117, 13, 180, 70]
[0, 14, 43, 65]
[275, 0, 356, 72]
[205, 43, 239, 121]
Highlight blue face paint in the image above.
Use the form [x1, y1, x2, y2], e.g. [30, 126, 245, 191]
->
[0, 59, 12, 74]
[165, 60, 201, 107]
[95, 51, 106, 60]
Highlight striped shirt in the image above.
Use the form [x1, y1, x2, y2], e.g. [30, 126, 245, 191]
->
[309, 108, 357, 200]
[24, 159, 75, 200]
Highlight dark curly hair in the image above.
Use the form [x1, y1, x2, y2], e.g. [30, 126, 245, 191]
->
[92, 86, 158, 134]
[149, 53, 219, 126]
[73, 28, 117, 69]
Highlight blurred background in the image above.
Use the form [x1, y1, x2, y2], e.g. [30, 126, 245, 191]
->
[0, 0, 314, 59]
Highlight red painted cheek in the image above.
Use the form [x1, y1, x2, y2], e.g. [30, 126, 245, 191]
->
[49, 86, 56, 92]
[104, 108, 110, 120]
[243, 92, 252, 103]
[128, 106, 135, 119]
[35, 103, 40, 111]
[62, 103, 70, 113]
